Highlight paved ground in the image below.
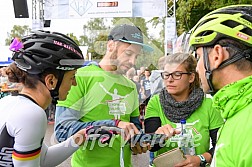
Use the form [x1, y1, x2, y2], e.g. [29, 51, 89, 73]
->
[44, 124, 150, 167]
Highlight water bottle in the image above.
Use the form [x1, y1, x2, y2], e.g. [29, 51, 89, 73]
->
[179, 119, 195, 155]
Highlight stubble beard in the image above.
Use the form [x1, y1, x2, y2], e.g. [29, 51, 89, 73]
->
[109, 48, 125, 75]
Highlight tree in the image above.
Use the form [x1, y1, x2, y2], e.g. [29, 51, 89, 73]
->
[80, 18, 109, 60]
[5, 25, 31, 45]
[176, 0, 252, 35]
[66, 33, 80, 45]
[111, 18, 165, 69]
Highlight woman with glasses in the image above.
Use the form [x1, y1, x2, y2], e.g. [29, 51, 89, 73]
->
[144, 53, 224, 167]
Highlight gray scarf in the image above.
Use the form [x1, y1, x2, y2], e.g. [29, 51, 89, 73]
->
[159, 88, 204, 123]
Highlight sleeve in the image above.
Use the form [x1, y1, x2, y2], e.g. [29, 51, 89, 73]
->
[54, 106, 116, 142]
[144, 95, 160, 119]
[8, 107, 47, 167]
[40, 137, 79, 167]
[130, 117, 142, 130]
[207, 128, 219, 157]
[144, 95, 162, 133]
[145, 117, 162, 152]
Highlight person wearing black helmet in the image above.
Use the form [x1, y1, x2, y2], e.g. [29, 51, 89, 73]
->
[189, 4, 252, 166]
[54, 24, 160, 167]
[0, 30, 88, 167]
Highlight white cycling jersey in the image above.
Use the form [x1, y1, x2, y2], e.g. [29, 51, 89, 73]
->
[0, 95, 79, 167]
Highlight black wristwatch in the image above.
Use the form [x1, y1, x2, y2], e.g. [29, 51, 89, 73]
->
[197, 155, 207, 167]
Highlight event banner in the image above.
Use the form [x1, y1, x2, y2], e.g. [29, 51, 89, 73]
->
[44, 0, 166, 19]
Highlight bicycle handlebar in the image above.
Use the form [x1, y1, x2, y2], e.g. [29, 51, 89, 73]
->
[85, 125, 167, 146]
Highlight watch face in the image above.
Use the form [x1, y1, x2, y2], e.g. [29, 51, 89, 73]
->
[201, 161, 207, 165]
[198, 155, 207, 166]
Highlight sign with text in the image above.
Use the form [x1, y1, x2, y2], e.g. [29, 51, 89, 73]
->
[44, 0, 166, 19]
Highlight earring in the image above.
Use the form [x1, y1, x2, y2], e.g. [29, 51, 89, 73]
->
[51, 87, 55, 90]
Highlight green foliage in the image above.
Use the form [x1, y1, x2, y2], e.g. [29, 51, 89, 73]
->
[76, 17, 165, 68]
[66, 33, 80, 45]
[176, 0, 212, 35]
[111, 18, 165, 69]
[5, 25, 31, 45]
[6, 18, 165, 69]
[81, 18, 109, 60]
[176, 0, 252, 35]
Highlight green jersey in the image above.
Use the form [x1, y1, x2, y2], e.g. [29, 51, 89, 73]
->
[145, 95, 223, 156]
[57, 65, 139, 167]
[211, 76, 252, 167]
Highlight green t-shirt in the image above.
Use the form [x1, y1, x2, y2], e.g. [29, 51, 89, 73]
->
[58, 65, 139, 167]
[145, 95, 224, 156]
[211, 76, 252, 167]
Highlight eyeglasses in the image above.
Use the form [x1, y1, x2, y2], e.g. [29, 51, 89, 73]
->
[161, 71, 192, 80]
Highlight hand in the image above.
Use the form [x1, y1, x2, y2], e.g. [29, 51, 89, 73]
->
[72, 129, 87, 146]
[117, 121, 139, 141]
[155, 124, 180, 139]
[130, 141, 150, 155]
[174, 155, 201, 167]
[117, 121, 149, 154]
[72, 126, 116, 146]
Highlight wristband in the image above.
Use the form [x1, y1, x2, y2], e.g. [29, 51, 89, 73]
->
[197, 155, 207, 167]
[114, 119, 121, 126]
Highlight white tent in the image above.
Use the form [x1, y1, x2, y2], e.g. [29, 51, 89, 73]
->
[0, 46, 13, 66]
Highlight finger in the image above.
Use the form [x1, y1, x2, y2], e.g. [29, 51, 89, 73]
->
[131, 146, 138, 155]
[161, 127, 173, 138]
[124, 127, 130, 140]
[174, 128, 181, 135]
[141, 142, 148, 153]
[125, 124, 138, 141]
[135, 143, 142, 154]
[174, 159, 188, 167]
[129, 123, 140, 134]
[147, 143, 151, 150]
[155, 127, 165, 134]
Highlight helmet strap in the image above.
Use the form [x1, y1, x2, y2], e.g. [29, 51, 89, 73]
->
[216, 45, 252, 69]
[49, 71, 65, 104]
[203, 47, 216, 95]
[203, 46, 250, 96]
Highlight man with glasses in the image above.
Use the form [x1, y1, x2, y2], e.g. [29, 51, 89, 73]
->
[145, 53, 223, 166]
[189, 4, 252, 166]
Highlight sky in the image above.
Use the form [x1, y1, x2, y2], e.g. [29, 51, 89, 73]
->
[0, 0, 163, 47]
[0, 0, 89, 46]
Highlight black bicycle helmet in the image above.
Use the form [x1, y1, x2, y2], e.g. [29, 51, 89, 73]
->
[10, 30, 84, 102]
[12, 30, 84, 74]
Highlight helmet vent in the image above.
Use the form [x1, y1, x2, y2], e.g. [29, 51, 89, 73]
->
[241, 14, 252, 23]
[194, 17, 217, 33]
[42, 43, 61, 51]
[196, 30, 214, 37]
[221, 20, 252, 36]
[221, 20, 239, 28]
[240, 27, 252, 36]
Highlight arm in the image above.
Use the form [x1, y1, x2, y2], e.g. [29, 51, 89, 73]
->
[54, 106, 116, 142]
[181, 128, 219, 166]
[130, 116, 142, 130]
[144, 117, 162, 151]
[10, 106, 47, 167]
[173, 129, 219, 167]
[40, 137, 79, 167]
[205, 128, 219, 161]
